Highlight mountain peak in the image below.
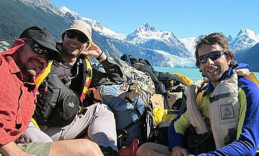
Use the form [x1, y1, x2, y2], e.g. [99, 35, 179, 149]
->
[60, 6, 71, 13]
[237, 29, 256, 37]
[229, 29, 259, 51]
[136, 23, 158, 33]
[60, 6, 81, 20]
[236, 28, 259, 41]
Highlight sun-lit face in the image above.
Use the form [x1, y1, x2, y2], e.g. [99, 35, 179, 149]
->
[198, 44, 230, 87]
[62, 30, 89, 58]
[14, 43, 48, 82]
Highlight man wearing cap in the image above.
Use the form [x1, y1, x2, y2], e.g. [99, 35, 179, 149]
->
[136, 33, 259, 156]
[22, 20, 126, 156]
[0, 26, 103, 156]
[59, 20, 126, 87]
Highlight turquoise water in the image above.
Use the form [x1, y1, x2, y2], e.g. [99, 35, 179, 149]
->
[154, 67, 259, 82]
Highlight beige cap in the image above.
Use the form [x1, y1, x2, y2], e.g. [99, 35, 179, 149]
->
[62, 20, 92, 43]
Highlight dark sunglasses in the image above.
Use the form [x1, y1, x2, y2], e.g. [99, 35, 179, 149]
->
[26, 41, 49, 56]
[198, 51, 226, 64]
[65, 30, 89, 43]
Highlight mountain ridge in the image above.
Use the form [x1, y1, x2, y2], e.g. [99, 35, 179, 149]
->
[0, 0, 259, 70]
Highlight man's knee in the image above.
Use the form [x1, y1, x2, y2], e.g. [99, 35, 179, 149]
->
[50, 139, 103, 156]
[137, 142, 170, 156]
[137, 143, 153, 156]
[79, 139, 100, 152]
[98, 104, 115, 119]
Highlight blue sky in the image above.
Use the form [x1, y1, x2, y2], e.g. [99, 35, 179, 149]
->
[49, 0, 259, 38]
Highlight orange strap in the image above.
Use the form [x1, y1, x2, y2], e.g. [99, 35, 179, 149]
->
[245, 72, 259, 87]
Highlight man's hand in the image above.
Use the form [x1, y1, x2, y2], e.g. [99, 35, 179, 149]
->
[171, 146, 188, 156]
[0, 141, 35, 156]
[80, 42, 102, 57]
[192, 78, 208, 90]
[93, 87, 101, 102]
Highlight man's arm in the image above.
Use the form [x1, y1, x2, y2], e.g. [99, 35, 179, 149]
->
[81, 41, 126, 86]
[80, 41, 105, 60]
[97, 57, 126, 84]
[168, 110, 191, 153]
[0, 141, 34, 156]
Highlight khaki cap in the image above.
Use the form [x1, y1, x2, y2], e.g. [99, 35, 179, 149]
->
[62, 20, 92, 43]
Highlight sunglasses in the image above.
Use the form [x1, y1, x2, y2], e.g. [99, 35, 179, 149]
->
[65, 30, 89, 43]
[198, 51, 226, 64]
[26, 41, 49, 56]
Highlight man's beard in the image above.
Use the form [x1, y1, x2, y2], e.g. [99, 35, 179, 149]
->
[15, 53, 36, 82]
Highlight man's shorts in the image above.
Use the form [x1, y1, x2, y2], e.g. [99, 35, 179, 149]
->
[0, 142, 52, 156]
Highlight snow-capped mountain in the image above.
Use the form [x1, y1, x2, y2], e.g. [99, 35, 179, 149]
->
[228, 29, 259, 52]
[2, 0, 259, 69]
[125, 23, 190, 57]
[60, 6, 126, 40]
[58, 7, 194, 66]
[179, 37, 197, 57]
[126, 23, 162, 43]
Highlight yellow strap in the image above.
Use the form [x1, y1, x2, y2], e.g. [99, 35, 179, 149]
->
[34, 61, 53, 87]
[34, 59, 92, 96]
[34, 58, 93, 113]
[174, 73, 193, 86]
[80, 58, 92, 100]
[78, 58, 92, 113]
[31, 118, 40, 130]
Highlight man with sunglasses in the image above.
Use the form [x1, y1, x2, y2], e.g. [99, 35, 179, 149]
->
[136, 33, 259, 156]
[59, 20, 126, 87]
[23, 20, 126, 156]
[0, 26, 103, 156]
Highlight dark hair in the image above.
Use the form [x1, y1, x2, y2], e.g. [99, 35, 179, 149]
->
[195, 32, 236, 67]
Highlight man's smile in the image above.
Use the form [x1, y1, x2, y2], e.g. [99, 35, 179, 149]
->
[30, 57, 44, 70]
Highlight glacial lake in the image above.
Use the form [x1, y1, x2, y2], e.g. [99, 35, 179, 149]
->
[154, 67, 259, 82]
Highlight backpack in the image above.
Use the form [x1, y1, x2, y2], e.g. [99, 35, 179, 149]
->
[34, 70, 80, 126]
[121, 54, 154, 71]
[120, 54, 166, 94]
[34, 58, 92, 126]
[100, 82, 156, 149]
[113, 58, 156, 106]
[121, 54, 186, 94]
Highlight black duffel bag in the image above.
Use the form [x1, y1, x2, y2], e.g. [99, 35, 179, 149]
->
[34, 73, 80, 126]
[184, 126, 216, 155]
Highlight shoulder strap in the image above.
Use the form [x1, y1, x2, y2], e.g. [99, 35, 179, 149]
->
[186, 85, 209, 134]
[34, 61, 53, 87]
[79, 58, 93, 102]
[31, 118, 40, 130]
[35, 58, 93, 103]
